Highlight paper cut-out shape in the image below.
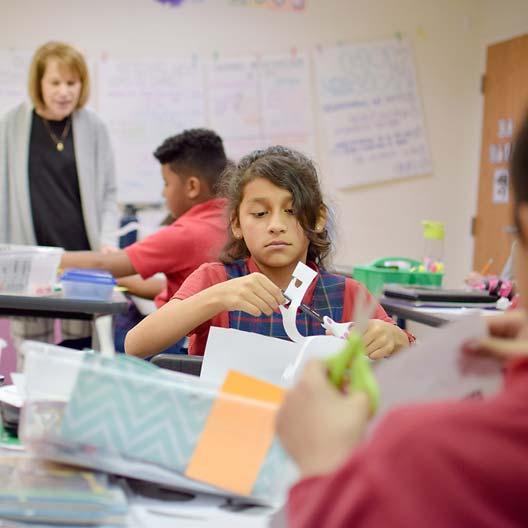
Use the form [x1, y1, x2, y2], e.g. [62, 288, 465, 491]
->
[186, 371, 285, 495]
[279, 262, 317, 342]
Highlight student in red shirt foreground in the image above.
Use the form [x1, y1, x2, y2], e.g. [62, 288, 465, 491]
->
[276, 112, 528, 528]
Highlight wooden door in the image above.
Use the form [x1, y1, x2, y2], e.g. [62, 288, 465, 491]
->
[473, 34, 528, 274]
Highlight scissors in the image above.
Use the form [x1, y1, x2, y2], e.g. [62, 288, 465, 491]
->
[282, 293, 352, 338]
[325, 286, 380, 414]
[325, 330, 380, 414]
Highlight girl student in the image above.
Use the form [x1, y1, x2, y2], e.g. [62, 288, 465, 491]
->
[125, 146, 413, 359]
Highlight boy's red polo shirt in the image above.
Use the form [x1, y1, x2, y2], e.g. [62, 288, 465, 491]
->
[125, 198, 226, 307]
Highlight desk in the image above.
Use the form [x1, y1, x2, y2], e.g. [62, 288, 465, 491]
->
[0, 291, 127, 319]
[0, 291, 128, 356]
[380, 297, 499, 328]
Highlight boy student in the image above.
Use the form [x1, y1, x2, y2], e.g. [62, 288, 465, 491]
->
[61, 128, 228, 310]
[275, 112, 528, 527]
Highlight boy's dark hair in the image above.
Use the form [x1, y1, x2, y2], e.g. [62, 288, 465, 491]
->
[218, 146, 333, 267]
[511, 113, 528, 241]
[153, 129, 227, 192]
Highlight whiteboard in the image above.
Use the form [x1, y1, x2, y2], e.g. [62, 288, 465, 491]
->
[259, 53, 316, 157]
[315, 39, 432, 190]
[206, 56, 263, 161]
[97, 57, 207, 204]
[0, 50, 31, 116]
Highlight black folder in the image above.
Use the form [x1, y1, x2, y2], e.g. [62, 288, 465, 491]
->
[383, 284, 498, 305]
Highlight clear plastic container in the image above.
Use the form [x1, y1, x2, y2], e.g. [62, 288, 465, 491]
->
[61, 269, 116, 301]
[0, 244, 64, 295]
[19, 341, 295, 507]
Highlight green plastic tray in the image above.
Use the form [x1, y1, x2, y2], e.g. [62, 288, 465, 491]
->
[353, 257, 443, 295]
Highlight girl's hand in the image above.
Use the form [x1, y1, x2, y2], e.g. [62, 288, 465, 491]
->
[362, 319, 405, 359]
[213, 272, 285, 316]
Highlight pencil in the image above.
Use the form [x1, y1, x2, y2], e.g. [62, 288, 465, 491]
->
[480, 258, 493, 276]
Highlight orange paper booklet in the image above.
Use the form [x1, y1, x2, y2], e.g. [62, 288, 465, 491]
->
[186, 370, 285, 495]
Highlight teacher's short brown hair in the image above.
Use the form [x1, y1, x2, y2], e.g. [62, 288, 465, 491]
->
[28, 41, 90, 110]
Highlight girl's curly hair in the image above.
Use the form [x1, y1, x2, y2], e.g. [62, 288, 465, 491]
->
[218, 146, 333, 268]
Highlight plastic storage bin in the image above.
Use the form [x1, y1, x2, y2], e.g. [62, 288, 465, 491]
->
[19, 341, 295, 507]
[61, 269, 116, 301]
[0, 244, 63, 295]
[353, 257, 443, 295]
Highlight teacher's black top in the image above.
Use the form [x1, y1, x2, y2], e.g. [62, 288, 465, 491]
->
[28, 111, 91, 250]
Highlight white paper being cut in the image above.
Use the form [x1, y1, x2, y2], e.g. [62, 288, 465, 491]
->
[279, 262, 318, 342]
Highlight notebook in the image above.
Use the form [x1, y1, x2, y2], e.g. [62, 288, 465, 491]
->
[383, 284, 498, 306]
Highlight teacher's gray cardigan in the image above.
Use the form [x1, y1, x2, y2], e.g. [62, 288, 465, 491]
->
[0, 102, 118, 249]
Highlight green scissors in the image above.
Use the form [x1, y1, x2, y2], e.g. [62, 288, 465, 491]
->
[325, 286, 381, 414]
[326, 330, 379, 414]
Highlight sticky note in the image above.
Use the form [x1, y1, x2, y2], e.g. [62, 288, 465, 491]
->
[185, 371, 285, 495]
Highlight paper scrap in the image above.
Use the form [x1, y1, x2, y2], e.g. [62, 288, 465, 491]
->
[186, 371, 285, 495]
[279, 262, 317, 342]
[371, 312, 502, 429]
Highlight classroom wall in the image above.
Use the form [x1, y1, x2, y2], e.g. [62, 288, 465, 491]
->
[1, 0, 526, 287]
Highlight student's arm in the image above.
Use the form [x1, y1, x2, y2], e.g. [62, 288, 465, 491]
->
[125, 272, 285, 358]
[60, 250, 136, 278]
[117, 275, 166, 299]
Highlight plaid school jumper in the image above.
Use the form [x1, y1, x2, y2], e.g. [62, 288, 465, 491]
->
[225, 260, 346, 339]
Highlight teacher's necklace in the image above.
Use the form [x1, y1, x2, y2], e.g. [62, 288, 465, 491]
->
[42, 115, 71, 152]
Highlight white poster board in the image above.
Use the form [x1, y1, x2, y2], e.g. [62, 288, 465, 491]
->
[206, 56, 263, 161]
[259, 53, 316, 157]
[0, 50, 31, 116]
[315, 39, 432, 189]
[97, 57, 207, 203]
[206, 53, 315, 161]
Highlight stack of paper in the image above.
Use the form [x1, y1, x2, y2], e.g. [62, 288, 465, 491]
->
[0, 451, 128, 525]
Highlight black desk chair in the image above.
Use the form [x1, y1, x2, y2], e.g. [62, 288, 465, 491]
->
[151, 354, 203, 377]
